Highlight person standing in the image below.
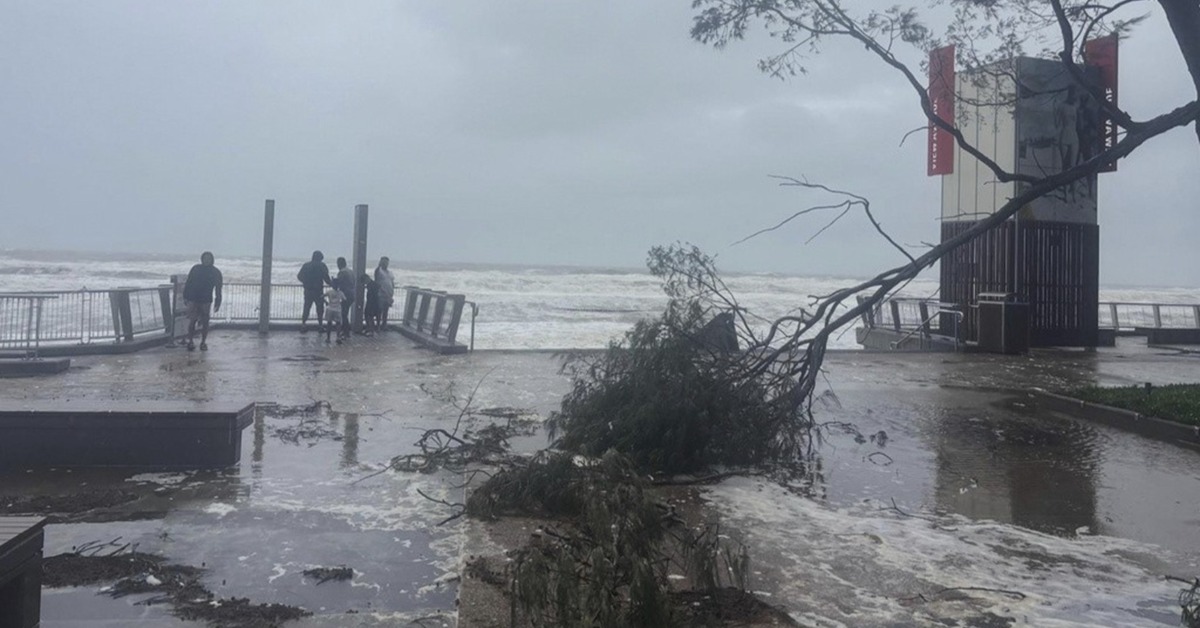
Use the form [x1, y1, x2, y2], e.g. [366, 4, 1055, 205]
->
[374, 256, 395, 330]
[335, 257, 355, 339]
[182, 251, 223, 352]
[361, 273, 379, 335]
[323, 283, 344, 344]
[298, 250, 331, 332]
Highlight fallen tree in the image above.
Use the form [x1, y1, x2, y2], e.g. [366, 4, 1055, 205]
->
[548, 244, 815, 476]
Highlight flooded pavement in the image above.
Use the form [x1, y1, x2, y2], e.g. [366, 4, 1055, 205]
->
[0, 331, 571, 627]
[1, 334, 1199, 626]
[703, 341, 1200, 627]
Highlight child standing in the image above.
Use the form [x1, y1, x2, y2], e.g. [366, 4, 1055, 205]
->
[324, 283, 344, 344]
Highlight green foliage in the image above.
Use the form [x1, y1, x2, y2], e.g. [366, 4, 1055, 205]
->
[1069, 384, 1200, 427]
[465, 245, 796, 625]
[465, 451, 589, 520]
[547, 244, 811, 476]
[468, 451, 752, 627]
[1180, 577, 1200, 628]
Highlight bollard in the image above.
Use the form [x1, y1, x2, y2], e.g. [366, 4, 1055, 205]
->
[258, 200, 274, 334]
[352, 205, 368, 333]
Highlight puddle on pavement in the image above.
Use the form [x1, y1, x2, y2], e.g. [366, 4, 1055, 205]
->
[4, 402, 468, 624]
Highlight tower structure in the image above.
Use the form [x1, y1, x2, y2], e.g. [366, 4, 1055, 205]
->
[930, 38, 1118, 347]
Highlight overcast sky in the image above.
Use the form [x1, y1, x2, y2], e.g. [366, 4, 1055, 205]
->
[1, 1, 1196, 285]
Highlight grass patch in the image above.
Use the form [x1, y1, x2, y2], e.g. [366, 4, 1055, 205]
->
[1068, 384, 1200, 427]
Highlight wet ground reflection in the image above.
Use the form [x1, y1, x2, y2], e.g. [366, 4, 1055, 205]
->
[811, 381, 1200, 575]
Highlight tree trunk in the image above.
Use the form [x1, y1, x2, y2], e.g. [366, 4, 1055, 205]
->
[1159, 0, 1200, 145]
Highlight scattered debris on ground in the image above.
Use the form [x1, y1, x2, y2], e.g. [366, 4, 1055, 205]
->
[259, 401, 350, 446]
[0, 488, 139, 521]
[356, 379, 534, 487]
[279, 354, 330, 362]
[367, 318, 804, 625]
[302, 566, 354, 585]
[270, 418, 344, 446]
[43, 544, 311, 628]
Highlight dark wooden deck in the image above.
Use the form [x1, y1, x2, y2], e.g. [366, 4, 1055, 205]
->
[0, 402, 255, 469]
[0, 517, 46, 628]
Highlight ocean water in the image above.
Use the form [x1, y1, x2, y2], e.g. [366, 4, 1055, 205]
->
[2, 250, 1197, 350]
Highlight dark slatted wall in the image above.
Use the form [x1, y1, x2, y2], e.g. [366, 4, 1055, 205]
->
[940, 220, 1099, 347]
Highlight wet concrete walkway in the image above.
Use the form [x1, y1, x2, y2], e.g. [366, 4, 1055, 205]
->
[0, 331, 570, 626]
[1, 333, 1198, 626]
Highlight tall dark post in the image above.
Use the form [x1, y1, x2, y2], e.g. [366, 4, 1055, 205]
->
[352, 204, 368, 333]
[258, 200, 275, 334]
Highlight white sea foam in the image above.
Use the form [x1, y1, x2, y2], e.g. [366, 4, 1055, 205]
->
[204, 503, 237, 518]
[704, 476, 1187, 627]
[2, 250, 1195, 351]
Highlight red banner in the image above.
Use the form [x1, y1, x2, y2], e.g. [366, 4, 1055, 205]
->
[1085, 35, 1119, 172]
[927, 45, 955, 176]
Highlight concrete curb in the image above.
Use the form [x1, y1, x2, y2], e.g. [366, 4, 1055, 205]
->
[0, 358, 71, 378]
[1033, 390, 1200, 449]
[0, 334, 170, 359]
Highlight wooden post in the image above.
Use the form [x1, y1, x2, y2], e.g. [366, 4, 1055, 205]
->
[258, 200, 274, 334]
[1109, 303, 1119, 330]
[1152, 304, 1162, 328]
[889, 300, 902, 332]
[430, 296, 447, 338]
[352, 205, 369, 333]
[444, 295, 466, 344]
[403, 287, 418, 326]
[417, 293, 432, 332]
[158, 286, 173, 337]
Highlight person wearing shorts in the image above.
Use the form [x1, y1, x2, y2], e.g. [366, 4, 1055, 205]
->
[182, 251, 223, 351]
[297, 250, 331, 332]
[324, 284, 344, 344]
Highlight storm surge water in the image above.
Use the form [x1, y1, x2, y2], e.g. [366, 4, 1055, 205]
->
[3, 250, 1198, 350]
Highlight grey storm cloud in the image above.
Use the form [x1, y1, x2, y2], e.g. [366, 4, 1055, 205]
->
[1, 1, 1195, 285]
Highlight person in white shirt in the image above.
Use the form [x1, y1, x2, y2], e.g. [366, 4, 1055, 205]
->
[323, 286, 344, 344]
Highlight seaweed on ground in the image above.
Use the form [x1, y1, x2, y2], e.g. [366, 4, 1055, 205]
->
[302, 566, 354, 584]
[0, 489, 139, 520]
[43, 545, 310, 628]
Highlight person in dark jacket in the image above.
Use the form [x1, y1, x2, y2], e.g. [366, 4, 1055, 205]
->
[182, 251, 223, 351]
[297, 250, 331, 332]
[361, 273, 380, 335]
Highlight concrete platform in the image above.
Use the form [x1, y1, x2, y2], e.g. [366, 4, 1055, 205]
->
[397, 325, 468, 354]
[1138, 326, 1200, 344]
[0, 402, 254, 470]
[0, 358, 71, 378]
[0, 517, 46, 628]
[1, 332, 1199, 626]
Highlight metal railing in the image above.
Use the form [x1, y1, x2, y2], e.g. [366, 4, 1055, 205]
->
[213, 283, 307, 323]
[1, 288, 168, 350]
[398, 286, 471, 352]
[1, 281, 446, 351]
[860, 298, 1200, 340]
[1098, 302, 1200, 331]
[889, 307, 964, 350]
[858, 297, 958, 333]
